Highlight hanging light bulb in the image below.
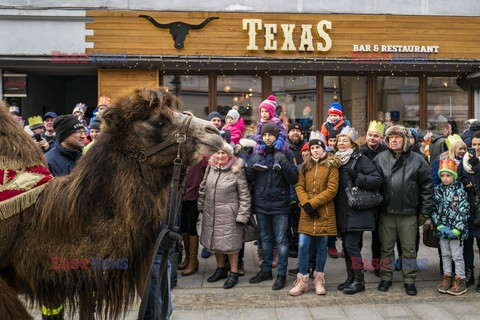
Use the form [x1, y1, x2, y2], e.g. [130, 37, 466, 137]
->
[224, 85, 231, 93]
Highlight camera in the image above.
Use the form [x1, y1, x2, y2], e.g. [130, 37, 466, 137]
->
[34, 133, 42, 142]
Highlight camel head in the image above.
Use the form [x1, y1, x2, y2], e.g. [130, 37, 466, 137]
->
[100, 87, 222, 173]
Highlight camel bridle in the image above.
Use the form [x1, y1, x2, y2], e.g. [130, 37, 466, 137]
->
[137, 114, 193, 320]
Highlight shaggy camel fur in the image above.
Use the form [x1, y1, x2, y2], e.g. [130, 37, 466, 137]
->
[0, 87, 222, 319]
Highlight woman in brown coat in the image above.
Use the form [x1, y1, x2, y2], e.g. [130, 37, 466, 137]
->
[198, 142, 251, 289]
[289, 138, 341, 296]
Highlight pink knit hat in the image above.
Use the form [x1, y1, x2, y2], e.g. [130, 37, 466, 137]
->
[258, 95, 277, 119]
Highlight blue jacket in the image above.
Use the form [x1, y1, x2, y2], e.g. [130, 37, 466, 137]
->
[246, 148, 298, 215]
[431, 181, 469, 240]
[45, 141, 82, 177]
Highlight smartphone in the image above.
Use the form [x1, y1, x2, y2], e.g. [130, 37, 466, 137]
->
[34, 133, 42, 142]
[468, 147, 476, 158]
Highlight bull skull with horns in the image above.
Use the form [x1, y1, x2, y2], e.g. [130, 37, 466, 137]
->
[139, 15, 219, 49]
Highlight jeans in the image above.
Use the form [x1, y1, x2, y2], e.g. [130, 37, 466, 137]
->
[298, 234, 327, 275]
[144, 249, 173, 320]
[257, 213, 289, 275]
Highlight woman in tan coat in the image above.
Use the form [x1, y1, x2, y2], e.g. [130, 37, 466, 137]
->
[198, 142, 251, 289]
[289, 138, 341, 296]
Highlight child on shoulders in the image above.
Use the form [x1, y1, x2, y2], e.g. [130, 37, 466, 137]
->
[320, 102, 350, 141]
[222, 108, 245, 145]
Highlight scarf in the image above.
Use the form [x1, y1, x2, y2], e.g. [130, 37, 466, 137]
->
[335, 148, 354, 166]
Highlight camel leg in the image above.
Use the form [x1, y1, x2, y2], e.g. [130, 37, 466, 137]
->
[0, 276, 33, 320]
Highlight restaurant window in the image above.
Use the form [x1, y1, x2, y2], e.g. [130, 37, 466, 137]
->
[216, 75, 261, 126]
[324, 76, 368, 133]
[163, 75, 209, 119]
[377, 76, 420, 130]
[272, 76, 316, 137]
[427, 77, 468, 133]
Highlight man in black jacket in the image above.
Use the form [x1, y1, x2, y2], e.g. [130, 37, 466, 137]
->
[373, 125, 433, 296]
[45, 115, 84, 177]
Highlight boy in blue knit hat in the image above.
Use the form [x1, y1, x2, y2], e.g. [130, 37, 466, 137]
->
[320, 101, 351, 141]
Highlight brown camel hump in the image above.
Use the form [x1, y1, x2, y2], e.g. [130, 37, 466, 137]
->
[0, 105, 46, 168]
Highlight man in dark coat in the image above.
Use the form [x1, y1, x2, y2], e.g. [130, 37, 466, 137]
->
[429, 121, 452, 165]
[373, 125, 433, 296]
[246, 122, 299, 291]
[45, 115, 84, 177]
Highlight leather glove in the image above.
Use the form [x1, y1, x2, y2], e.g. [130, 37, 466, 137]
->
[273, 136, 285, 150]
[308, 210, 320, 218]
[303, 202, 314, 215]
[468, 156, 479, 167]
[343, 167, 358, 181]
[275, 152, 288, 166]
[258, 138, 267, 150]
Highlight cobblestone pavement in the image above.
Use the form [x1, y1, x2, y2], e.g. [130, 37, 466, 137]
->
[27, 232, 480, 319]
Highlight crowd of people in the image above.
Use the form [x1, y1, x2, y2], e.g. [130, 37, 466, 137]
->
[6, 93, 480, 315]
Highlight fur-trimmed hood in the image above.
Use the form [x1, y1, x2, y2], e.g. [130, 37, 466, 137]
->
[319, 154, 342, 168]
[385, 125, 411, 153]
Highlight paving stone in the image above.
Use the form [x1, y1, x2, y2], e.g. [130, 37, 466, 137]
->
[430, 301, 479, 315]
[342, 304, 384, 320]
[372, 303, 416, 317]
[309, 305, 347, 319]
[408, 303, 457, 320]
[276, 306, 313, 320]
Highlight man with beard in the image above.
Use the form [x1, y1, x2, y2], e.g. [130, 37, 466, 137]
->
[287, 122, 304, 167]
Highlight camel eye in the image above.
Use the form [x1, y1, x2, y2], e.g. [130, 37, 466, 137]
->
[154, 121, 163, 129]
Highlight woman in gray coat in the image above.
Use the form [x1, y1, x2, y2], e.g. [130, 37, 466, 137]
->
[198, 142, 251, 289]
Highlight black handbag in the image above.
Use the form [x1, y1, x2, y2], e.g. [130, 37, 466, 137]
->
[422, 222, 439, 248]
[242, 213, 259, 242]
[344, 156, 383, 210]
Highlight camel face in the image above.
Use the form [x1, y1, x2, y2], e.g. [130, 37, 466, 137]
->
[101, 87, 222, 169]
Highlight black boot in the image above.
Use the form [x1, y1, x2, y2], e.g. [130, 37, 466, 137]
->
[466, 267, 475, 287]
[207, 267, 228, 283]
[476, 274, 480, 293]
[249, 270, 273, 284]
[223, 272, 239, 289]
[272, 275, 286, 291]
[337, 258, 354, 291]
[343, 269, 365, 295]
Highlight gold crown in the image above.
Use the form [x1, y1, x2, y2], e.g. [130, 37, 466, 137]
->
[439, 158, 457, 176]
[309, 130, 325, 142]
[367, 121, 385, 135]
[28, 116, 43, 128]
[339, 126, 358, 141]
[445, 134, 463, 149]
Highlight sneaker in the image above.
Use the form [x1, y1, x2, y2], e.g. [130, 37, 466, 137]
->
[249, 271, 273, 284]
[272, 275, 286, 291]
[273, 163, 281, 171]
[328, 247, 339, 258]
[253, 163, 268, 171]
[201, 247, 211, 259]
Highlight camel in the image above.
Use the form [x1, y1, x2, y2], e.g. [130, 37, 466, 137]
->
[0, 87, 223, 319]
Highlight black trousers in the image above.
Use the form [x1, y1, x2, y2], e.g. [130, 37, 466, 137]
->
[179, 200, 200, 236]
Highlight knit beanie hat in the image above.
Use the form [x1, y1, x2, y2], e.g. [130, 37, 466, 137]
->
[409, 128, 418, 144]
[53, 115, 84, 142]
[219, 129, 231, 144]
[208, 111, 222, 122]
[226, 109, 240, 124]
[258, 95, 277, 120]
[328, 102, 343, 117]
[438, 159, 458, 180]
[301, 142, 310, 152]
[90, 119, 102, 131]
[309, 139, 326, 151]
[288, 122, 301, 133]
[261, 122, 279, 139]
